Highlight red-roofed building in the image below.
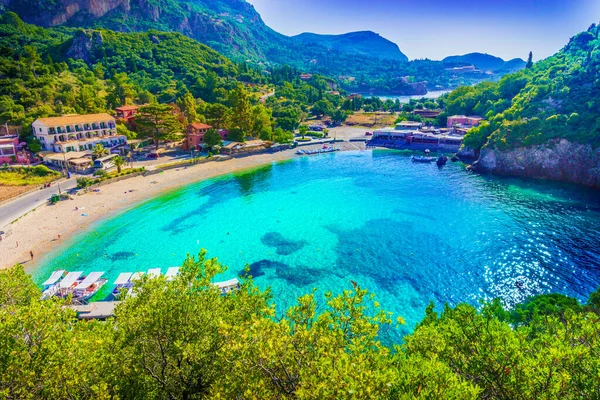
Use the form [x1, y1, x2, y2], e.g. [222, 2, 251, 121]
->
[0, 135, 29, 164]
[447, 115, 484, 128]
[184, 123, 229, 150]
[115, 105, 141, 123]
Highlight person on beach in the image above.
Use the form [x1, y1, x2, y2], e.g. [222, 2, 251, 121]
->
[30, 251, 33, 260]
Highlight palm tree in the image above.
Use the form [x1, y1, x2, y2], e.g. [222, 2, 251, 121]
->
[92, 144, 108, 160]
[113, 155, 125, 173]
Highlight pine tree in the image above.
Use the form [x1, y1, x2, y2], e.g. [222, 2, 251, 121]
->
[526, 51, 533, 69]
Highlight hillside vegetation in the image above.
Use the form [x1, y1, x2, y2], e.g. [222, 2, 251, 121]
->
[0, 13, 347, 147]
[445, 23, 600, 151]
[293, 31, 408, 61]
[1, 256, 600, 398]
[0, 0, 516, 93]
[442, 53, 525, 72]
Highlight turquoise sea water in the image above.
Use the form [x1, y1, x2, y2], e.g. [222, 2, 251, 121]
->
[34, 151, 600, 336]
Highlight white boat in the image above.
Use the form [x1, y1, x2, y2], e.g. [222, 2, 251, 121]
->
[214, 278, 240, 295]
[57, 271, 84, 297]
[72, 272, 108, 302]
[112, 272, 133, 298]
[165, 267, 180, 281]
[41, 270, 66, 299]
[147, 268, 161, 278]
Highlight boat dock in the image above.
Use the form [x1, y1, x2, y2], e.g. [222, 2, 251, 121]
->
[66, 301, 121, 320]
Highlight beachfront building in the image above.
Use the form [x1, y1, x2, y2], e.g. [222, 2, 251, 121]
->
[221, 140, 268, 155]
[0, 134, 29, 164]
[32, 113, 127, 153]
[395, 121, 424, 131]
[184, 123, 230, 150]
[447, 115, 484, 129]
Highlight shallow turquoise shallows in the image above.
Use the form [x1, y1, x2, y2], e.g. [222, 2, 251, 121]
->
[34, 151, 600, 336]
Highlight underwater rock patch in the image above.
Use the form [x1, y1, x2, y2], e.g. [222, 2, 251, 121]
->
[261, 232, 307, 255]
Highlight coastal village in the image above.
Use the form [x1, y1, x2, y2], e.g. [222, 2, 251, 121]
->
[1, 102, 482, 176]
[1, 0, 600, 397]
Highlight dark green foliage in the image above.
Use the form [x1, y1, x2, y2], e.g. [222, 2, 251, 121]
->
[203, 128, 222, 148]
[228, 127, 245, 142]
[447, 22, 600, 150]
[2, 259, 600, 398]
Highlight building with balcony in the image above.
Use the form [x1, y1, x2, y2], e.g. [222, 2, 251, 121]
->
[32, 113, 127, 153]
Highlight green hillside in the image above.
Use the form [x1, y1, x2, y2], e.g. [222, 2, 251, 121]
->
[0, 12, 345, 148]
[444, 23, 600, 151]
[293, 31, 408, 61]
[442, 52, 525, 72]
[0, 0, 508, 93]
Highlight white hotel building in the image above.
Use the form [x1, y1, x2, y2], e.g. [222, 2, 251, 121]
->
[32, 113, 127, 153]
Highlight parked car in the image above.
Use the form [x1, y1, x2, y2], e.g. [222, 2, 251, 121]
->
[146, 153, 159, 159]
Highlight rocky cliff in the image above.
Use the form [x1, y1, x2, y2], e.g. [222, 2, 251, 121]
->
[471, 140, 600, 188]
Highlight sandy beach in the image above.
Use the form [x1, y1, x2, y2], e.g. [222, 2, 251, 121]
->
[0, 141, 365, 270]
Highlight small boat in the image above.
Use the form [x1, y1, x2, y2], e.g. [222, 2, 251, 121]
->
[165, 267, 180, 281]
[41, 270, 66, 299]
[436, 154, 448, 166]
[412, 156, 437, 163]
[56, 271, 84, 298]
[72, 272, 108, 302]
[214, 278, 240, 295]
[112, 272, 133, 298]
[295, 150, 305, 155]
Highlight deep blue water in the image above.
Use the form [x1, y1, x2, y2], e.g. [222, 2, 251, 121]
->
[34, 151, 600, 336]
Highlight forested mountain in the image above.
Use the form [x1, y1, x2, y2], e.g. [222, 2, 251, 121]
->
[443, 52, 526, 72]
[0, 0, 406, 66]
[293, 31, 408, 61]
[0, 0, 510, 93]
[445, 23, 600, 186]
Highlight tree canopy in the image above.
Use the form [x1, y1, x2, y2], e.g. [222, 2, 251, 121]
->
[2, 258, 600, 399]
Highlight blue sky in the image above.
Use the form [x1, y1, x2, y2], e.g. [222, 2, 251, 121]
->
[247, 0, 599, 60]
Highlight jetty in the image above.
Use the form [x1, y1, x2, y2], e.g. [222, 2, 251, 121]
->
[66, 301, 121, 320]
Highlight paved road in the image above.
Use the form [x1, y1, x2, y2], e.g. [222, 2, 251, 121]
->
[0, 178, 78, 230]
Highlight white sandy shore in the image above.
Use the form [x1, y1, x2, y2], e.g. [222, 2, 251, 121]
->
[0, 142, 365, 271]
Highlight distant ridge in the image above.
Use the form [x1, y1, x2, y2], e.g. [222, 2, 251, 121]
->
[293, 31, 408, 62]
[442, 52, 526, 72]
